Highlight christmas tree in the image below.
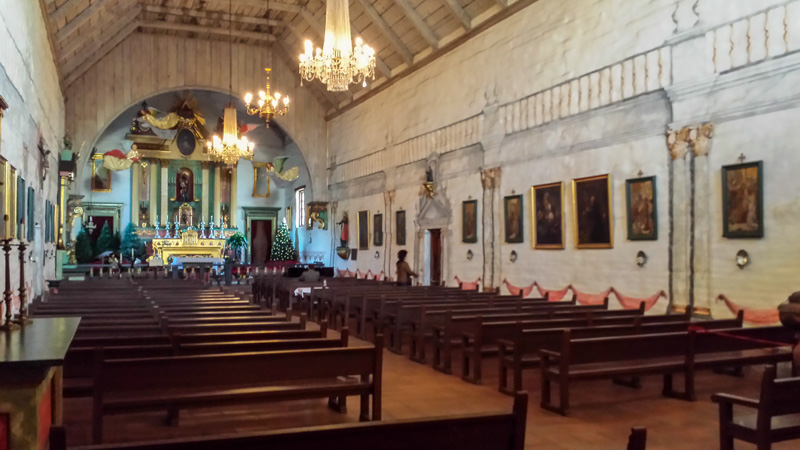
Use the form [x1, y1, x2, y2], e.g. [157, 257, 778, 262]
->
[271, 220, 294, 261]
[120, 223, 145, 261]
[95, 223, 113, 255]
[75, 229, 94, 263]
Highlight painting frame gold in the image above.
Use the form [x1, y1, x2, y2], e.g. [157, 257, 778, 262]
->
[286, 206, 293, 230]
[503, 194, 524, 244]
[572, 174, 614, 249]
[8, 166, 16, 239]
[721, 161, 763, 239]
[357, 210, 370, 250]
[252, 162, 272, 198]
[625, 176, 658, 241]
[531, 182, 565, 250]
[91, 153, 112, 192]
[462, 200, 478, 243]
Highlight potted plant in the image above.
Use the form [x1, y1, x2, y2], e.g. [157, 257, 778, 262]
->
[224, 232, 247, 285]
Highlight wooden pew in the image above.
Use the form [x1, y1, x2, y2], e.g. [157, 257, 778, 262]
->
[539, 326, 794, 415]
[497, 313, 743, 394]
[627, 427, 647, 450]
[712, 365, 800, 450]
[458, 309, 687, 384]
[52, 391, 527, 450]
[172, 321, 329, 345]
[64, 328, 348, 397]
[91, 336, 384, 444]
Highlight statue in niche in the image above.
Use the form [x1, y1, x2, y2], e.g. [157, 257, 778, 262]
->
[176, 168, 194, 202]
[176, 203, 193, 227]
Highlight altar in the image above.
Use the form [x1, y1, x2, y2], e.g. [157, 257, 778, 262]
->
[151, 228, 226, 262]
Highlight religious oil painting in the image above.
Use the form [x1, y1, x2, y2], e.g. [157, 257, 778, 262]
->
[357, 210, 370, 250]
[504, 195, 524, 243]
[252, 163, 272, 198]
[286, 206, 293, 230]
[91, 154, 111, 192]
[532, 182, 564, 249]
[572, 174, 613, 249]
[462, 200, 478, 243]
[396, 210, 406, 246]
[625, 176, 657, 241]
[373, 213, 384, 247]
[722, 161, 763, 238]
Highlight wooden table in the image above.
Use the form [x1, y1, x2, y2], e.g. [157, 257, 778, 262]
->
[0, 317, 81, 450]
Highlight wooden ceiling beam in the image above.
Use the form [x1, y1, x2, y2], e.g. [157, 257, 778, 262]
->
[61, 6, 139, 76]
[142, 5, 283, 28]
[139, 21, 277, 43]
[50, 0, 89, 24]
[354, 0, 414, 65]
[441, 0, 472, 29]
[63, 19, 141, 88]
[58, 3, 139, 63]
[392, 0, 439, 48]
[54, 0, 117, 43]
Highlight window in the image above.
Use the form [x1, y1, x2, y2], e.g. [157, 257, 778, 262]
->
[295, 186, 305, 229]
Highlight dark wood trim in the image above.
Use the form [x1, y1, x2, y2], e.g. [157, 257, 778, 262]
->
[326, 0, 543, 120]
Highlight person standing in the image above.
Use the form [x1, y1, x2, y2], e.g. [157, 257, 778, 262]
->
[396, 250, 417, 286]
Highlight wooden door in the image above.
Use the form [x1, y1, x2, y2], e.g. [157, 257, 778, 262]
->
[430, 228, 442, 286]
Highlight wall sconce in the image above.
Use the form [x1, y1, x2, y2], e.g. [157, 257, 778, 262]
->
[374, 251, 380, 259]
[636, 251, 647, 267]
[510, 250, 518, 263]
[466, 249, 473, 261]
[736, 250, 749, 269]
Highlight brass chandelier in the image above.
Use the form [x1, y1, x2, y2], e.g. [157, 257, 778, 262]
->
[206, 0, 255, 166]
[244, 68, 289, 126]
[298, 0, 376, 91]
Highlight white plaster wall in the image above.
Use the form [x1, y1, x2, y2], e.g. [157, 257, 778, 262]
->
[329, 0, 680, 163]
[0, 0, 64, 310]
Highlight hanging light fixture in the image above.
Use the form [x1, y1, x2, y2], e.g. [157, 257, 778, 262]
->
[298, 0, 376, 91]
[244, 69, 289, 126]
[207, 0, 255, 166]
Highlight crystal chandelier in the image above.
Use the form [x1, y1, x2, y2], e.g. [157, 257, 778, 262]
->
[206, 0, 255, 166]
[207, 104, 254, 166]
[244, 68, 289, 127]
[298, 0, 376, 91]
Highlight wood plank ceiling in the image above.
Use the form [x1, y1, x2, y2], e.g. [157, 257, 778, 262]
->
[41, 0, 510, 114]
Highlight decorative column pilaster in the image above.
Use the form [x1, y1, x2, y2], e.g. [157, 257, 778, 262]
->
[213, 164, 222, 224]
[149, 160, 158, 225]
[159, 159, 169, 224]
[384, 190, 395, 278]
[689, 123, 714, 314]
[201, 162, 210, 222]
[480, 167, 501, 291]
[130, 163, 140, 226]
[230, 165, 238, 228]
[667, 128, 692, 310]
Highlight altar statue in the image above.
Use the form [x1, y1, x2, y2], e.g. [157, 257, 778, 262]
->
[176, 168, 194, 202]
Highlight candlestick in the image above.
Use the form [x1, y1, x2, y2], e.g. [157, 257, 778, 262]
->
[15, 240, 31, 325]
[0, 239, 17, 330]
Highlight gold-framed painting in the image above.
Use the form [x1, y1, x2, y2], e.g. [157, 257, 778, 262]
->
[373, 213, 383, 247]
[396, 210, 406, 246]
[357, 210, 369, 250]
[504, 195, 523, 243]
[252, 162, 271, 198]
[572, 174, 613, 249]
[462, 200, 478, 243]
[721, 161, 763, 238]
[286, 206, 293, 230]
[0, 159, 6, 239]
[531, 182, 564, 249]
[625, 176, 657, 241]
[92, 154, 111, 192]
[8, 166, 16, 239]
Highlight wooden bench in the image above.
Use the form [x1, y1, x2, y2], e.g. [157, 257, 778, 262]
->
[458, 309, 687, 384]
[497, 313, 743, 394]
[540, 326, 794, 415]
[712, 365, 800, 450]
[64, 328, 348, 397]
[91, 335, 383, 443]
[53, 391, 526, 450]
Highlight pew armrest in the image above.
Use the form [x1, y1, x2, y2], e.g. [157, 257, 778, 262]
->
[711, 393, 759, 409]
[461, 333, 476, 347]
[539, 349, 560, 364]
[497, 339, 514, 353]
